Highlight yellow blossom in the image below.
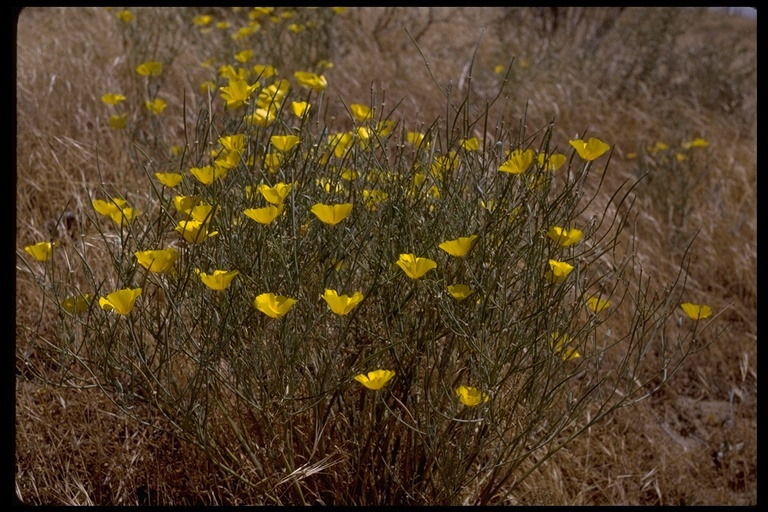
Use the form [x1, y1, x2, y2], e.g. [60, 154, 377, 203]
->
[108, 114, 128, 129]
[456, 385, 489, 406]
[546, 259, 574, 284]
[254, 292, 296, 319]
[354, 369, 395, 390]
[291, 101, 311, 117]
[24, 241, 58, 262]
[155, 172, 183, 188]
[145, 98, 167, 115]
[244, 205, 284, 225]
[551, 332, 580, 360]
[500, 149, 534, 174]
[438, 235, 478, 258]
[537, 152, 566, 172]
[294, 71, 327, 92]
[569, 137, 610, 161]
[101, 93, 126, 105]
[198, 269, 240, 291]
[135, 248, 179, 273]
[136, 61, 163, 77]
[547, 226, 583, 247]
[680, 302, 713, 320]
[586, 295, 611, 313]
[271, 134, 301, 152]
[322, 289, 364, 316]
[99, 287, 142, 315]
[396, 254, 437, 280]
[61, 294, 92, 314]
[350, 103, 373, 122]
[311, 203, 353, 225]
[258, 182, 293, 205]
[175, 219, 218, 243]
[447, 284, 473, 302]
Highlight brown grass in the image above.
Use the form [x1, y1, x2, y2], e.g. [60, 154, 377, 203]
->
[15, 7, 755, 505]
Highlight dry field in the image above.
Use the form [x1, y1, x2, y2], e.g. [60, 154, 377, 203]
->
[15, 7, 756, 505]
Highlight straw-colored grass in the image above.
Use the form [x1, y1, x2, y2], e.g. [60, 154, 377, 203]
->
[16, 7, 755, 505]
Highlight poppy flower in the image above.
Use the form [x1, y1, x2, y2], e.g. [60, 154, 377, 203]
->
[547, 226, 583, 247]
[270, 135, 301, 152]
[354, 369, 395, 390]
[680, 303, 713, 320]
[499, 148, 534, 174]
[546, 259, 574, 284]
[396, 254, 437, 280]
[198, 269, 239, 291]
[311, 203, 353, 225]
[569, 137, 610, 161]
[322, 289, 364, 316]
[135, 248, 179, 273]
[24, 241, 58, 262]
[61, 294, 91, 314]
[447, 284, 473, 301]
[254, 292, 296, 318]
[244, 204, 284, 225]
[438, 235, 478, 258]
[175, 219, 218, 243]
[455, 385, 489, 406]
[99, 287, 142, 315]
[551, 332, 580, 361]
[586, 295, 610, 313]
[258, 183, 293, 205]
[155, 172, 183, 188]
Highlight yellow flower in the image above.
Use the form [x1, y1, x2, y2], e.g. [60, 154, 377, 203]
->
[323, 289, 364, 316]
[244, 205, 284, 225]
[135, 248, 179, 273]
[263, 152, 283, 173]
[252, 64, 277, 79]
[270, 134, 300, 152]
[193, 14, 213, 26]
[354, 369, 395, 390]
[290, 101, 311, 117]
[234, 49, 254, 63]
[460, 137, 480, 151]
[254, 292, 296, 319]
[546, 259, 574, 284]
[61, 294, 91, 314]
[407, 131, 427, 148]
[256, 79, 290, 109]
[546, 226, 583, 247]
[92, 198, 138, 226]
[680, 302, 713, 320]
[175, 219, 218, 243]
[136, 61, 163, 77]
[218, 134, 246, 152]
[244, 107, 277, 126]
[447, 284, 473, 302]
[455, 385, 489, 406]
[155, 172, 183, 188]
[219, 79, 258, 110]
[350, 103, 373, 122]
[499, 149, 534, 174]
[188, 202, 217, 222]
[198, 269, 239, 291]
[24, 241, 58, 262]
[681, 137, 709, 150]
[145, 98, 167, 115]
[101, 93, 126, 105]
[311, 203, 353, 225]
[362, 189, 388, 211]
[537, 152, 566, 172]
[586, 295, 611, 313]
[328, 131, 354, 158]
[569, 137, 610, 161]
[173, 195, 197, 214]
[551, 332, 580, 361]
[99, 287, 142, 315]
[294, 71, 327, 92]
[257, 182, 293, 205]
[190, 165, 227, 185]
[438, 235, 478, 258]
[108, 113, 128, 129]
[396, 254, 437, 280]
[115, 9, 133, 22]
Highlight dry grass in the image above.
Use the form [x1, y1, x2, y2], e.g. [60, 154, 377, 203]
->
[15, 7, 755, 505]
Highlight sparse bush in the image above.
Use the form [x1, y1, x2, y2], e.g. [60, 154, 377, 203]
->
[16, 6, 755, 506]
